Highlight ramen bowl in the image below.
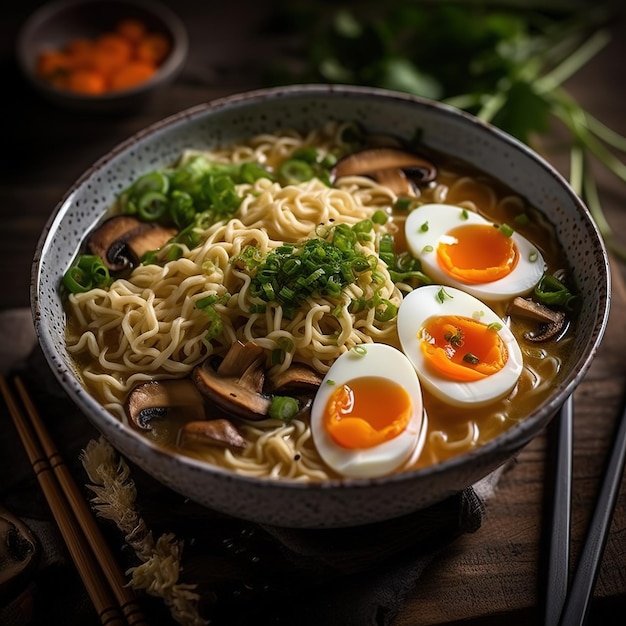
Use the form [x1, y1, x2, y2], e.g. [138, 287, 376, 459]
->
[31, 85, 610, 528]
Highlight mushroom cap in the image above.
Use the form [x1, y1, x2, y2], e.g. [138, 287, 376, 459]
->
[178, 419, 246, 449]
[87, 215, 175, 271]
[126, 379, 205, 430]
[192, 341, 274, 421]
[268, 363, 323, 394]
[507, 296, 567, 342]
[331, 147, 437, 192]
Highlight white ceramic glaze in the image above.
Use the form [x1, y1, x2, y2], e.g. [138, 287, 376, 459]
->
[31, 85, 611, 528]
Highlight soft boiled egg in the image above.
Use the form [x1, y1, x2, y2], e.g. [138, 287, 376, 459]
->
[405, 203, 546, 301]
[397, 285, 523, 407]
[310, 343, 426, 478]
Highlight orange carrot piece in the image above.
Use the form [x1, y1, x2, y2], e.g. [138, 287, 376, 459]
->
[108, 61, 156, 91]
[115, 18, 147, 43]
[37, 50, 73, 78]
[91, 33, 133, 75]
[135, 33, 170, 65]
[37, 18, 168, 96]
[67, 69, 107, 95]
[64, 37, 93, 59]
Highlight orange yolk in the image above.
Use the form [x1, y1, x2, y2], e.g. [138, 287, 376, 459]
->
[323, 376, 412, 449]
[437, 223, 518, 284]
[419, 315, 507, 382]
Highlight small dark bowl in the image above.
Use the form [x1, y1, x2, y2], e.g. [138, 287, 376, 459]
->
[17, 0, 188, 113]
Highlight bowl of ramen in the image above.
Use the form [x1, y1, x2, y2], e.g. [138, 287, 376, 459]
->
[31, 85, 610, 528]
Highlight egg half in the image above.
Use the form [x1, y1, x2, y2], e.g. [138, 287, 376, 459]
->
[310, 343, 426, 478]
[405, 203, 546, 301]
[397, 285, 524, 407]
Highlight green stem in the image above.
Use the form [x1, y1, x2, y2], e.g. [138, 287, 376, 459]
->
[535, 28, 612, 94]
[441, 93, 482, 110]
[550, 87, 626, 153]
[477, 92, 508, 124]
[569, 143, 584, 197]
[585, 113, 626, 153]
[550, 93, 626, 184]
[582, 151, 626, 261]
[581, 154, 611, 236]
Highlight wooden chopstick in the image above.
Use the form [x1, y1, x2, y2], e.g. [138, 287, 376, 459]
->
[544, 394, 573, 626]
[0, 374, 149, 626]
[557, 387, 626, 626]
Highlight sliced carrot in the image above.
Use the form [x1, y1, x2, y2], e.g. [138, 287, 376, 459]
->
[64, 37, 93, 62]
[135, 33, 171, 65]
[67, 69, 107, 95]
[37, 50, 73, 78]
[91, 33, 133, 75]
[116, 18, 147, 43]
[109, 61, 156, 91]
[35, 18, 170, 97]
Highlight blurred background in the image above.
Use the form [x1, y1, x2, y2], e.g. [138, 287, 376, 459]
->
[2, 0, 626, 312]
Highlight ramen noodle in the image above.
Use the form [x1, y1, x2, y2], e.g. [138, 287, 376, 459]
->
[64, 121, 576, 481]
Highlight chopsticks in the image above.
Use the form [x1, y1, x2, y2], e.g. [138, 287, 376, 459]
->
[544, 394, 573, 626]
[0, 374, 149, 626]
[545, 387, 626, 626]
[557, 387, 626, 625]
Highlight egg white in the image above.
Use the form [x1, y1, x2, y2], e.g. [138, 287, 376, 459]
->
[397, 285, 524, 407]
[310, 343, 425, 479]
[405, 203, 546, 301]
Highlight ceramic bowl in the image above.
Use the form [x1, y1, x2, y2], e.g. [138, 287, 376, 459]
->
[16, 0, 188, 112]
[31, 85, 611, 528]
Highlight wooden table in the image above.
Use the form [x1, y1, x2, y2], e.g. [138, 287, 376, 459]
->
[2, 2, 625, 624]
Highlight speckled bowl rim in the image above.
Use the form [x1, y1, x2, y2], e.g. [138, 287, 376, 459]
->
[31, 84, 611, 524]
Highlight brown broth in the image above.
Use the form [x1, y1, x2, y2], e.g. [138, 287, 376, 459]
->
[65, 142, 577, 475]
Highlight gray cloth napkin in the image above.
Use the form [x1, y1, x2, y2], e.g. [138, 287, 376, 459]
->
[0, 309, 502, 626]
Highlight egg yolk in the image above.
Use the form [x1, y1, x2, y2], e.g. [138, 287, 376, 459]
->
[419, 315, 507, 381]
[437, 223, 518, 284]
[323, 376, 412, 450]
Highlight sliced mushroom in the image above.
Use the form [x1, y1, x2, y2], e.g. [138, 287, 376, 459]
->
[216, 339, 265, 377]
[87, 215, 176, 271]
[371, 168, 416, 197]
[193, 342, 271, 421]
[126, 379, 206, 430]
[508, 296, 566, 342]
[87, 216, 145, 270]
[178, 419, 246, 450]
[125, 224, 177, 261]
[268, 363, 324, 394]
[331, 147, 437, 188]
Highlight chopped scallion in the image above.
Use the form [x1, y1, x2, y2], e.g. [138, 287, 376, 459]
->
[269, 396, 300, 421]
[499, 223, 515, 237]
[535, 274, 577, 309]
[62, 254, 112, 294]
[463, 353, 480, 365]
[278, 159, 314, 184]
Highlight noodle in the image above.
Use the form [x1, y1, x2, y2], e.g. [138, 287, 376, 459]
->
[65, 122, 573, 481]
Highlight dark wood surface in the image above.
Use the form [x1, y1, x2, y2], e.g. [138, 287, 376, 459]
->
[2, 2, 626, 624]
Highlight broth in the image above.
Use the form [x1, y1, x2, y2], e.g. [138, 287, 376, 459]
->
[64, 122, 576, 480]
